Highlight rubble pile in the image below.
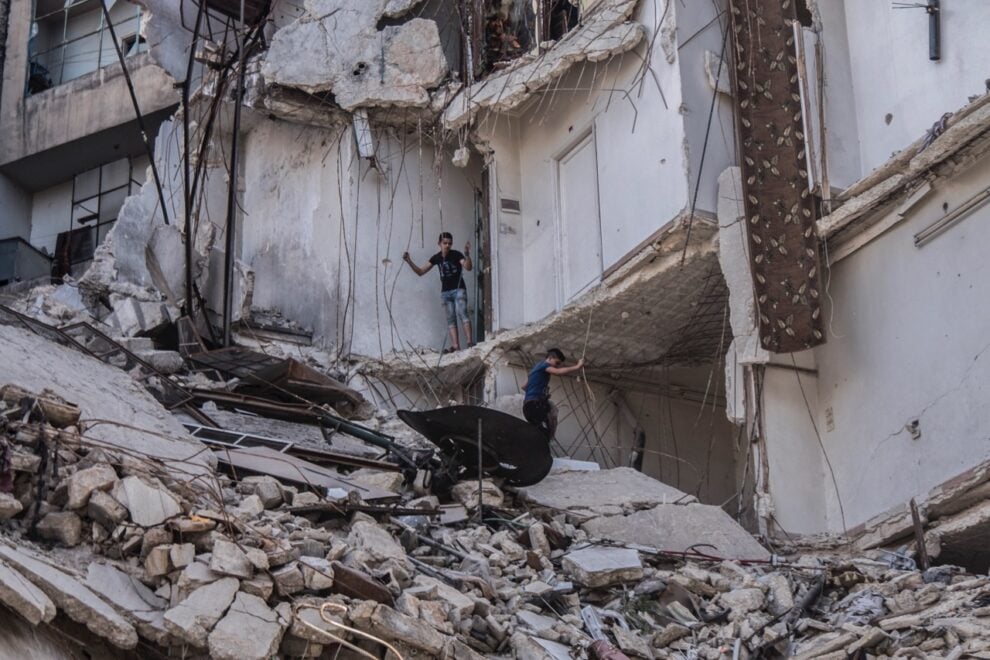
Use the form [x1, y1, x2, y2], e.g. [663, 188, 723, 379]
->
[1, 382, 989, 659]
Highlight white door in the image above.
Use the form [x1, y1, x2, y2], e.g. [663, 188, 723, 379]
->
[558, 133, 603, 301]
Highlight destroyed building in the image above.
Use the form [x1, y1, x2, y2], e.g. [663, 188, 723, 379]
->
[2, 0, 990, 657]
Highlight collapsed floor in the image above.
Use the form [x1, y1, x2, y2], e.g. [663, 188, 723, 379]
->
[2, 307, 990, 660]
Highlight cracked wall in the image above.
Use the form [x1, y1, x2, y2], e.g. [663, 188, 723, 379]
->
[767, 152, 990, 535]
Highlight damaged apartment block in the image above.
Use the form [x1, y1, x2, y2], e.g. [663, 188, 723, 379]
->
[2, 0, 990, 657]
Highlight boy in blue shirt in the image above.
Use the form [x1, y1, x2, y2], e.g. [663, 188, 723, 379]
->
[522, 348, 585, 440]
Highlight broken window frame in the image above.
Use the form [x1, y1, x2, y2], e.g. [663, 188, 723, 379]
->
[27, 0, 146, 94]
[52, 157, 140, 280]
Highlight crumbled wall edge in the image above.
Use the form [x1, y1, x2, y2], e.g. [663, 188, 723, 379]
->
[817, 94, 990, 240]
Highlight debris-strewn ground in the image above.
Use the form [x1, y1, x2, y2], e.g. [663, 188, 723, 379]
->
[1, 309, 989, 660]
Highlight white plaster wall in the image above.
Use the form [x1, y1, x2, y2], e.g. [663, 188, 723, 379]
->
[484, 117, 525, 331]
[840, 0, 990, 175]
[240, 120, 480, 357]
[760, 363, 828, 535]
[675, 1, 735, 217]
[0, 174, 32, 240]
[762, 154, 990, 534]
[497, 0, 688, 325]
[813, 0, 861, 190]
[809, 155, 990, 531]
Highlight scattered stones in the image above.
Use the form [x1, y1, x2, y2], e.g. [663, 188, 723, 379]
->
[65, 464, 119, 509]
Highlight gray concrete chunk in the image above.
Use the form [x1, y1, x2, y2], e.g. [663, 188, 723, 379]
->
[0, 559, 56, 625]
[0, 493, 23, 520]
[65, 463, 119, 509]
[561, 546, 643, 588]
[113, 476, 183, 527]
[85, 563, 170, 645]
[208, 591, 287, 660]
[0, 544, 137, 648]
[164, 576, 239, 647]
[516, 467, 694, 516]
[209, 539, 254, 578]
[582, 503, 771, 562]
[36, 511, 83, 547]
[87, 489, 128, 529]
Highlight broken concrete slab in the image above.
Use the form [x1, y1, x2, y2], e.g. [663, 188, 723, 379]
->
[84, 563, 170, 645]
[510, 631, 574, 660]
[561, 546, 643, 588]
[107, 295, 176, 337]
[65, 463, 119, 509]
[299, 556, 334, 591]
[346, 517, 409, 567]
[0, 544, 137, 648]
[581, 503, 771, 562]
[209, 539, 254, 579]
[0, 493, 23, 520]
[0, 325, 214, 482]
[516, 610, 557, 636]
[348, 468, 404, 494]
[0, 559, 56, 626]
[87, 489, 128, 529]
[451, 479, 504, 510]
[272, 562, 305, 596]
[35, 511, 83, 546]
[262, 1, 447, 111]
[516, 467, 694, 516]
[164, 576, 240, 647]
[411, 575, 475, 618]
[208, 591, 287, 660]
[358, 603, 446, 655]
[112, 476, 183, 527]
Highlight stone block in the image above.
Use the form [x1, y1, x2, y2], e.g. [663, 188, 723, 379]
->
[88, 490, 128, 529]
[299, 556, 334, 591]
[242, 475, 283, 509]
[0, 493, 23, 520]
[113, 476, 183, 527]
[170, 543, 195, 568]
[451, 479, 503, 510]
[272, 562, 305, 596]
[348, 469, 405, 494]
[36, 511, 83, 546]
[65, 464, 118, 510]
[241, 573, 274, 600]
[145, 545, 172, 577]
[208, 591, 287, 660]
[561, 547, 643, 588]
[0, 559, 56, 625]
[164, 576, 240, 647]
[109, 296, 174, 337]
[0, 545, 137, 648]
[209, 539, 253, 578]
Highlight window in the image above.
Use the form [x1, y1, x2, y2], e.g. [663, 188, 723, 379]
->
[28, 0, 145, 93]
[52, 158, 141, 279]
[469, 0, 583, 79]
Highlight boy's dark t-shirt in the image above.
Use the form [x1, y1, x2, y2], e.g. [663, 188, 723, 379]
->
[525, 360, 551, 401]
[429, 250, 466, 291]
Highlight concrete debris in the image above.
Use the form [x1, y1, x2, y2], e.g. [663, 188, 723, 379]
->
[112, 476, 183, 527]
[0, 559, 56, 626]
[163, 576, 240, 647]
[582, 502, 772, 562]
[518, 466, 695, 516]
[0, 544, 138, 648]
[262, 1, 447, 110]
[208, 591, 288, 660]
[4, 319, 990, 659]
[562, 546, 643, 588]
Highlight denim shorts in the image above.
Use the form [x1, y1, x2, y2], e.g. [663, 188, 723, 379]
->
[441, 288, 469, 326]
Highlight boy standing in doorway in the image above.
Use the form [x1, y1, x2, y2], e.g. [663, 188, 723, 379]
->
[523, 348, 585, 440]
[403, 232, 474, 352]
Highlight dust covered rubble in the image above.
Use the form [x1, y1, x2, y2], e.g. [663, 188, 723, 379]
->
[2, 389, 990, 658]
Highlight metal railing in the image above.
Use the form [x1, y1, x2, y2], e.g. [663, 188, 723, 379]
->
[27, 1, 145, 93]
[0, 237, 53, 286]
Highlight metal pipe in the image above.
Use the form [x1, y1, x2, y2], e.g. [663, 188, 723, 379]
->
[182, 1, 207, 317]
[222, 10, 248, 346]
[928, 0, 940, 61]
